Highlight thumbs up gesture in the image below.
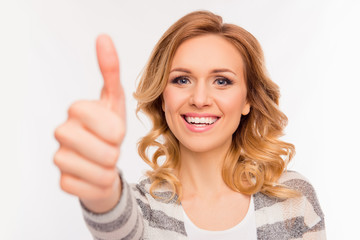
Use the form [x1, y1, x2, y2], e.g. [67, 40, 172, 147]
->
[54, 35, 125, 213]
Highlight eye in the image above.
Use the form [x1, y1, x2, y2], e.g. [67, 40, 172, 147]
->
[171, 76, 190, 85]
[214, 77, 233, 86]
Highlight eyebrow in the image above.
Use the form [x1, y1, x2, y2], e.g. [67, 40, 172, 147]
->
[170, 67, 237, 76]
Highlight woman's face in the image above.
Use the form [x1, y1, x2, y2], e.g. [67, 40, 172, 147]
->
[162, 34, 250, 154]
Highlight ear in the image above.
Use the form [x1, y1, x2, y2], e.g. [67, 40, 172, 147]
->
[242, 102, 251, 115]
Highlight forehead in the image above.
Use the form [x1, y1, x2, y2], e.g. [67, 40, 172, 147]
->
[171, 34, 244, 73]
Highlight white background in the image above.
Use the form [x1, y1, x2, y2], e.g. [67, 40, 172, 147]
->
[1, 0, 359, 239]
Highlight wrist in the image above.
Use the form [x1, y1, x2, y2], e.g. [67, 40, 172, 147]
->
[81, 174, 122, 214]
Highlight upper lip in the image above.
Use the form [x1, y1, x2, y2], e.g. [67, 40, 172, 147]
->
[182, 113, 220, 118]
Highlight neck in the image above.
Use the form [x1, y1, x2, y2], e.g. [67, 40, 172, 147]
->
[177, 140, 233, 199]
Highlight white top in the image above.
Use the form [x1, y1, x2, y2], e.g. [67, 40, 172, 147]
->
[182, 195, 257, 240]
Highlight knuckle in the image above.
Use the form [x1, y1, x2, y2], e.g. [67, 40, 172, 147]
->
[59, 174, 71, 192]
[113, 125, 125, 144]
[53, 149, 72, 171]
[54, 123, 66, 142]
[103, 147, 119, 167]
[68, 100, 86, 118]
[54, 121, 81, 145]
[53, 150, 63, 167]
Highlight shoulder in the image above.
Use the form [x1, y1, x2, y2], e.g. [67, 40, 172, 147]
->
[278, 170, 314, 189]
[254, 171, 326, 239]
[255, 170, 323, 214]
[278, 170, 322, 210]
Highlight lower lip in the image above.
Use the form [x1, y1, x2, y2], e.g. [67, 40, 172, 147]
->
[182, 117, 218, 133]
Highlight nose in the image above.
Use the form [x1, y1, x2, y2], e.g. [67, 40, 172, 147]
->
[189, 82, 212, 108]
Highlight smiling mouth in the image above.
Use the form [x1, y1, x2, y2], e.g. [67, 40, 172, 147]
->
[182, 115, 219, 126]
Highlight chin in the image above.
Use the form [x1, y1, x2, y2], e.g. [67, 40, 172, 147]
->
[180, 138, 231, 155]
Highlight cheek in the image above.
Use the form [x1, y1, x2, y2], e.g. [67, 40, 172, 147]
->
[218, 92, 246, 115]
[162, 87, 170, 110]
[162, 88, 174, 113]
[162, 88, 185, 136]
[162, 87, 188, 114]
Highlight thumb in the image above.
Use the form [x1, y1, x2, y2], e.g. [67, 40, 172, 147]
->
[96, 34, 125, 118]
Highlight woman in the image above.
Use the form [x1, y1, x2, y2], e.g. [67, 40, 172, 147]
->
[54, 11, 325, 239]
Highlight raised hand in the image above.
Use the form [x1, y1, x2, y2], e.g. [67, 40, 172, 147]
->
[54, 35, 126, 213]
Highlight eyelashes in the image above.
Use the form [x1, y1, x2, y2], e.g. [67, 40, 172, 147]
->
[171, 76, 190, 85]
[170, 75, 234, 86]
[214, 77, 233, 86]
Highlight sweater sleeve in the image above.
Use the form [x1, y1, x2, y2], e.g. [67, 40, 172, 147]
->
[80, 173, 144, 240]
[280, 171, 326, 240]
[255, 171, 326, 240]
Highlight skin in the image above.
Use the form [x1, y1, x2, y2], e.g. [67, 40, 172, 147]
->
[54, 35, 125, 213]
[54, 34, 251, 230]
[163, 34, 251, 230]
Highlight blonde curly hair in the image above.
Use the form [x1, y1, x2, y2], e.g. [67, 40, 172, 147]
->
[134, 10, 299, 201]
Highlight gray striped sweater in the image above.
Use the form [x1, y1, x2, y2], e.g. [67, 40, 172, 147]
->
[81, 171, 326, 239]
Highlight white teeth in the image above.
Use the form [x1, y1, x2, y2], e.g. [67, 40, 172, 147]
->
[185, 116, 218, 125]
